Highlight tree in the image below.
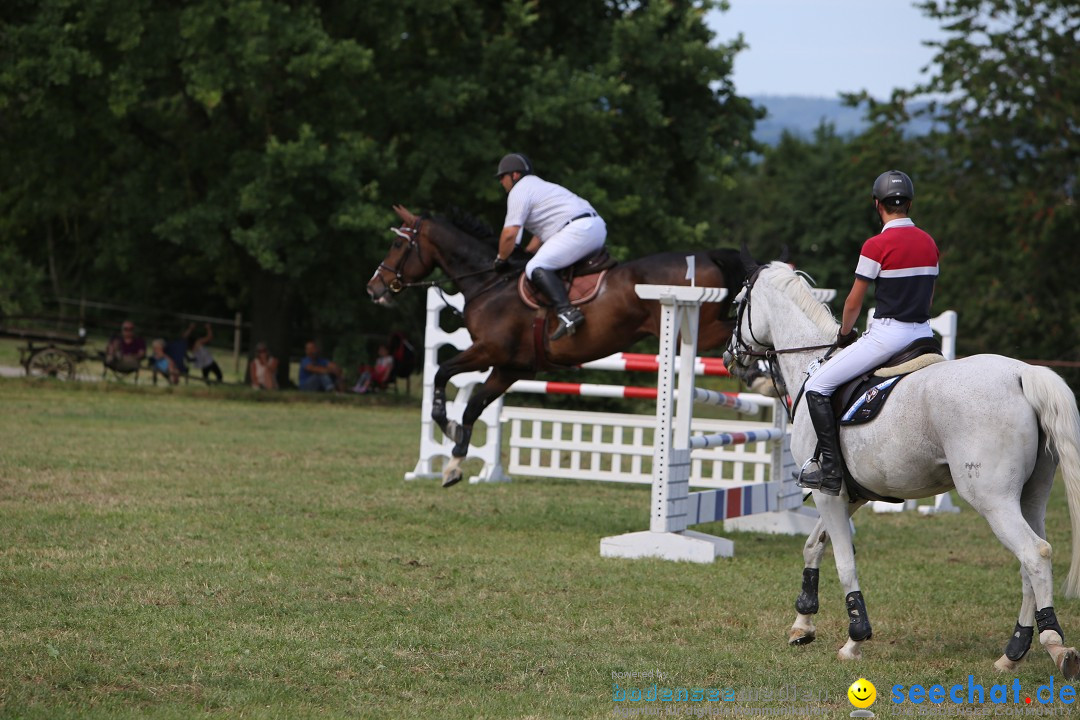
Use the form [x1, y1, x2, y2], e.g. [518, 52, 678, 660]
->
[348, 0, 759, 253]
[737, 0, 1080, 382]
[726, 121, 931, 299]
[1, 1, 758, 381]
[875, 1, 1080, 369]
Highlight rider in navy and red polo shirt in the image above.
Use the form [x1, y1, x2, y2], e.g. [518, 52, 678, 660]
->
[799, 170, 940, 495]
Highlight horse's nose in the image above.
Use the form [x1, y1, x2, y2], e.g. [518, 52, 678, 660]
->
[366, 282, 382, 303]
[367, 281, 392, 306]
[722, 349, 741, 376]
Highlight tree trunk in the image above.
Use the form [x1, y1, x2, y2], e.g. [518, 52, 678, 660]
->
[45, 220, 64, 315]
[249, 267, 294, 388]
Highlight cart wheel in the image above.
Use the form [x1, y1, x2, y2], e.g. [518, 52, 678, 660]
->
[27, 348, 77, 381]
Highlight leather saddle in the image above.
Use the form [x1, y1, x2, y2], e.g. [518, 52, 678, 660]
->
[831, 336, 945, 424]
[518, 248, 617, 309]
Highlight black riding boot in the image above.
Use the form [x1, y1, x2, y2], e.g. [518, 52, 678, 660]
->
[531, 268, 585, 340]
[797, 391, 843, 496]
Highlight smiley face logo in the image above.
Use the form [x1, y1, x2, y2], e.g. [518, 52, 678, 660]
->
[848, 678, 877, 709]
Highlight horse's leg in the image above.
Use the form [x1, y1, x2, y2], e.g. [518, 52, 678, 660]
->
[441, 367, 533, 488]
[789, 519, 828, 645]
[789, 499, 867, 647]
[975, 505, 1079, 678]
[990, 447, 1080, 677]
[813, 493, 873, 661]
[955, 453, 1080, 680]
[431, 345, 499, 443]
[995, 567, 1038, 673]
[994, 447, 1052, 672]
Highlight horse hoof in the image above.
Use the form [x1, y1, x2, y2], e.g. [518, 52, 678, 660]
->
[1058, 647, 1080, 680]
[837, 639, 863, 661]
[993, 654, 1021, 673]
[441, 457, 464, 487]
[788, 615, 816, 646]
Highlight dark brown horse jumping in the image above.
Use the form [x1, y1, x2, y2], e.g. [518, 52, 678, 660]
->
[367, 205, 747, 487]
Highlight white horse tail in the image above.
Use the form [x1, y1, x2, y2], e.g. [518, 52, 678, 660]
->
[1021, 365, 1080, 598]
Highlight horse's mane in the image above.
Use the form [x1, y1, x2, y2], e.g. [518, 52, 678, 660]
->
[428, 207, 497, 246]
[759, 263, 839, 335]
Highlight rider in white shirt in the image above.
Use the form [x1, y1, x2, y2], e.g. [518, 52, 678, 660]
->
[493, 153, 607, 339]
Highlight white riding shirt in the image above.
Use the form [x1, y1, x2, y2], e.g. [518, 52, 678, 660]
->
[504, 175, 594, 242]
[504, 175, 607, 279]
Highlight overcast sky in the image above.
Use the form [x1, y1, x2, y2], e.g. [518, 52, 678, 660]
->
[707, 0, 948, 99]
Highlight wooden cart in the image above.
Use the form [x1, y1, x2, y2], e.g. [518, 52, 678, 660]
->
[1, 317, 95, 381]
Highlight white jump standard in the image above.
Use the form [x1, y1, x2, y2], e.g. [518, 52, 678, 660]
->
[600, 284, 805, 563]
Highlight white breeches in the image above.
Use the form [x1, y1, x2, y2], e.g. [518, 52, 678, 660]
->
[805, 317, 933, 396]
[525, 216, 607, 279]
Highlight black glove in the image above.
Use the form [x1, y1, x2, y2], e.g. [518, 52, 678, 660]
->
[492, 257, 509, 272]
[837, 328, 858, 348]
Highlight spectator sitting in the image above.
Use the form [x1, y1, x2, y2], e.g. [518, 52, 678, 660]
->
[351, 345, 395, 394]
[150, 338, 181, 385]
[249, 342, 279, 390]
[351, 363, 373, 394]
[387, 331, 417, 392]
[105, 320, 146, 373]
[371, 344, 394, 390]
[185, 322, 223, 383]
[163, 337, 190, 379]
[299, 341, 342, 393]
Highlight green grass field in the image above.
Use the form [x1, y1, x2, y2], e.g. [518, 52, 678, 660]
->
[1, 379, 1078, 719]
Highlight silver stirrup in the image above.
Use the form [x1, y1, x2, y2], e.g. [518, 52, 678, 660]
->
[795, 457, 821, 487]
[553, 310, 582, 339]
[552, 320, 578, 340]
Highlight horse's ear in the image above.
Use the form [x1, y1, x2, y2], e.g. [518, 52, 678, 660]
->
[778, 244, 790, 264]
[393, 204, 417, 225]
[739, 242, 760, 274]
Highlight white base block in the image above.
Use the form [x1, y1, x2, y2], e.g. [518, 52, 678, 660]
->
[469, 465, 512, 484]
[870, 494, 961, 515]
[600, 529, 734, 563]
[871, 499, 917, 513]
[723, 508, 819, 536]
[404, 465, 512, 484]
[919, 493, 960, 515]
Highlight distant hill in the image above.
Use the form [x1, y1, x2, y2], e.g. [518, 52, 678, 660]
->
[749, 95, 934, 145]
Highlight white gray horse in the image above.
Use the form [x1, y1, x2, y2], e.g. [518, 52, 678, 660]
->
[726, 261, 1080, 679]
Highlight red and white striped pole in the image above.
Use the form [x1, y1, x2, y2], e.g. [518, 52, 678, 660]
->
[508, 379, 765, 415]
[580, 352, 730, 377]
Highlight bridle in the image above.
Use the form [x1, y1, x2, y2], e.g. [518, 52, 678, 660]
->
[727, 265, 837, 420]
[377, 218, 425, 294]
[376, 217, 518, 305]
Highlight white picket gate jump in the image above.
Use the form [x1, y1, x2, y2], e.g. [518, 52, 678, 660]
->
[406, 289, 806, 515]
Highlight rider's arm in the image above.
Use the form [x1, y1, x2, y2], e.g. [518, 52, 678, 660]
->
[497, 226, 521, 261]
[840, 278, 870, 335]
[524, 236, 541, 253]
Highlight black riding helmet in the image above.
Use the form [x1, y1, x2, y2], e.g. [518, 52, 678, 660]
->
[494, 153, 533, 178]
[872, 170, 915, 208]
